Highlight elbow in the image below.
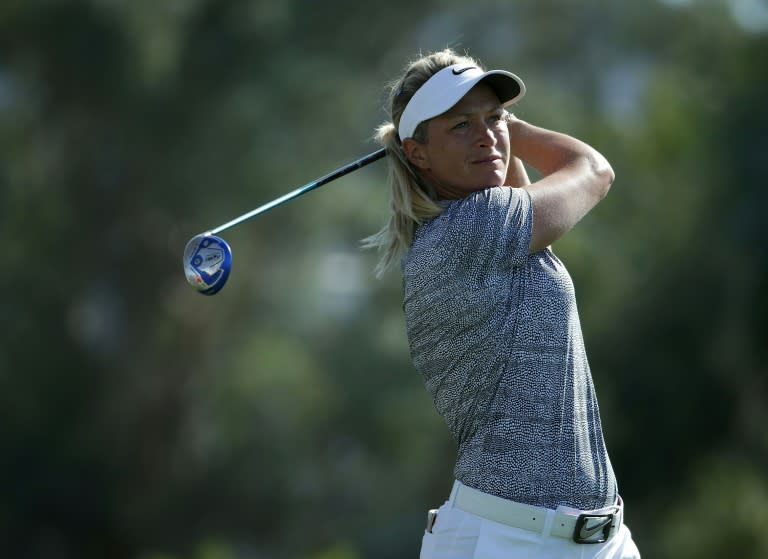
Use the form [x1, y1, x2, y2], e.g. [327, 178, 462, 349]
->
[600, 163, 615, 199]
[589, 152, 615, 199]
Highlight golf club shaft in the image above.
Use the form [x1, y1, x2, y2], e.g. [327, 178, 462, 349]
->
[208, 148, 387, 235]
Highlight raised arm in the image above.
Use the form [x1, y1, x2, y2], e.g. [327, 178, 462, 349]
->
[507, 116, 615, 252]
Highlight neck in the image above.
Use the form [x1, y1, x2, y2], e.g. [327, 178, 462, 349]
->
[421, 171, 465, 201]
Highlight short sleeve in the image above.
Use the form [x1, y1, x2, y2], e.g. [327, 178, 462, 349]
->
[444, 186, 533, 271]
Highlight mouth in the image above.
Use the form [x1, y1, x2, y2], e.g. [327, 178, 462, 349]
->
[472, 154, 503, 165]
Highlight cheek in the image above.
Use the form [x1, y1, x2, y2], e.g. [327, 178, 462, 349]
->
[498, 129, 511, 151]
[429, 143, 465, 172]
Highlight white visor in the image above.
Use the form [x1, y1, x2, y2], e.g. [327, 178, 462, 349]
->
[398, 63, 526, 141]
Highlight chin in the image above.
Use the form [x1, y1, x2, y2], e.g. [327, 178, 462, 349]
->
[483, 173, 506, 188]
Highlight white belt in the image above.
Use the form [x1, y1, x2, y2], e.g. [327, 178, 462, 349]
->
[453, 483, 622, 544]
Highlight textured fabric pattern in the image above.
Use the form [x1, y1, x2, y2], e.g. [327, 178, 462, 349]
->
[402, 186, 617, 510]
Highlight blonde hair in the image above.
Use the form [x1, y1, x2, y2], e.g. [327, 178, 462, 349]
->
[363, 48, 483, 277]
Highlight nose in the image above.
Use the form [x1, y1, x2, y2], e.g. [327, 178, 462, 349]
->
[475, 122, 497, 146]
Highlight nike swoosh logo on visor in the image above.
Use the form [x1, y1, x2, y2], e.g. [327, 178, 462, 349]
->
[452, 66, 477, 75]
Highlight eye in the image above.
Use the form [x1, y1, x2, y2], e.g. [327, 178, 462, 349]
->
[451, 121, 468, 130]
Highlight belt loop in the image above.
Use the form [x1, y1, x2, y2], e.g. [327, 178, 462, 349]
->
[541, 508, 556, 538]
[448, 480, 461, 505]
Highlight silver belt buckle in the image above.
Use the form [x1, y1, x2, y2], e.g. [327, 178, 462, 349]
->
[573, 513, 615, 544]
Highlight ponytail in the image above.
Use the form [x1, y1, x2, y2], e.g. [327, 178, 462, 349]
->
[361, 123, 442, 278]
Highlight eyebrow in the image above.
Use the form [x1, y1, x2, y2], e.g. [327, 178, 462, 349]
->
[444, 105, 504, 118]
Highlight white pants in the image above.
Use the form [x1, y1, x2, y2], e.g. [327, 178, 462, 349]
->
[420, 482, 641, 559]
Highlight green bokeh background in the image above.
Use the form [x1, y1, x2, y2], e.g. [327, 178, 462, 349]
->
[1, 0, 766, 557]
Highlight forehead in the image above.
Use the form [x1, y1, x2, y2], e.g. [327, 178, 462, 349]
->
[442, 82, 502, 116]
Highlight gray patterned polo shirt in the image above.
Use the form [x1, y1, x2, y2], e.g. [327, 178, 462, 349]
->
[402, 186, 617, 511]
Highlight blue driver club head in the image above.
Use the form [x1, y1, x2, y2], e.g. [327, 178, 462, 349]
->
[183, 234, 232, 295]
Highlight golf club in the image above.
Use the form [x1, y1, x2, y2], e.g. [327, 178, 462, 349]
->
[183, 147, 387, 295]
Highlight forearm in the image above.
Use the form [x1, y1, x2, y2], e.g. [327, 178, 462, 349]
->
[505, 155, 531, 187]
[506, 116, 613, 184]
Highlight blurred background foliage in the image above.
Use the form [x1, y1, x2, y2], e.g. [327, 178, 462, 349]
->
[0, 0, 766, 557]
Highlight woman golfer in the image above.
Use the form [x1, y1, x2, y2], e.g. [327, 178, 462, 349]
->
[366, 49, 641, 558]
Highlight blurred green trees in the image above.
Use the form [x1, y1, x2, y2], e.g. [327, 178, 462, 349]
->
[1, 0, 766, 557]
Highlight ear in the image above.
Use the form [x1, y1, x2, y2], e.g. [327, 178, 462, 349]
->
[401, 138, 430, 170]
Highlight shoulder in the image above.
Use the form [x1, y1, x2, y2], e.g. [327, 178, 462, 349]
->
[441, 187, 532, 238]
[447, 186, 531, 220]
[425, 186, 530, 225]
[404, 186, 532, 274]
[411, 186, 532, 245]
